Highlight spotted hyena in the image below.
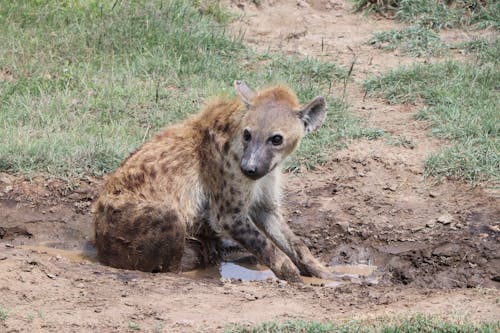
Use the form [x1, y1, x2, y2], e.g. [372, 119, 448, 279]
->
[93, 81, 334, 282]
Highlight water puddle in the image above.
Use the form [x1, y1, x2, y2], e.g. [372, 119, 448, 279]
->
[184, 261, 275, 281]
[17, 241, 377, 287]
[19, 241, 97, 264]
[185, 261, 377, 287]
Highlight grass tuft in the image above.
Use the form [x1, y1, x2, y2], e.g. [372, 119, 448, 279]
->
[368, 26, 443, 57]
[0, 307, 8, 321]
[128, 321, 140, 331]
[385, 134, 416, 149]
[461, 36, 500, 64]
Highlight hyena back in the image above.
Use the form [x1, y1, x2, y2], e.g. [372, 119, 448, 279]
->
[93, 81, 333, 282]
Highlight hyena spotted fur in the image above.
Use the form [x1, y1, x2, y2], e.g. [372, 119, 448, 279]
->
[93, 81, 334, 282]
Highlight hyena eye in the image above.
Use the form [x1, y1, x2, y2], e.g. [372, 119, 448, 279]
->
[270, 135, 283, 146]
[243, 129, 252, 142]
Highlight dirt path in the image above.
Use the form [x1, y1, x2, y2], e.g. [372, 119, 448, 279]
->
[1, 1, 499, 332]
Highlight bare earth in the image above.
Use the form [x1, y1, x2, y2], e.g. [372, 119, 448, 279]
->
[1, 1, 499, 332]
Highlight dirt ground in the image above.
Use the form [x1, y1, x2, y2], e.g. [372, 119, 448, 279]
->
[1, 1, 499, 332]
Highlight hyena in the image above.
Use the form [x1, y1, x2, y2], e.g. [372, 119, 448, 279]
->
[93, 81, 333, 282]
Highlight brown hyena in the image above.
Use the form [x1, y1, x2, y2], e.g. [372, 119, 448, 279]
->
[93, 81, 334, 282]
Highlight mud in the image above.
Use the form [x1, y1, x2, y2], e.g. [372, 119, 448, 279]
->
[1, 1, 499, 332]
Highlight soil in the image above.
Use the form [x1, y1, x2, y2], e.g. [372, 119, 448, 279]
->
[1, 1, 499, 332]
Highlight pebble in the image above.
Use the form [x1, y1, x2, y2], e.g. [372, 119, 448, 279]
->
[426, 220, 436, 228]
[437, 213, 453, 225]
[244, 293, 258, 301]
[337, 221, 349, 230]
[383, 184, 396, 192]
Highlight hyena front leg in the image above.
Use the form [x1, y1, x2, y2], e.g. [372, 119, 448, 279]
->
[250, 204, 334, 279]
[219, 214, 301, 282]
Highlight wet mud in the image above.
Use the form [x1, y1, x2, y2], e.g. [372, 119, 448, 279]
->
[1, 168, 498, 291]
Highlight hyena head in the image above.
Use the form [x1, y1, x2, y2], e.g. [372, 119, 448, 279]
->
[234, 80, 327, 180]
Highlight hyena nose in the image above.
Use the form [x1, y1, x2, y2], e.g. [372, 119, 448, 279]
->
[240, 164, 259, 179]
[240, 159, 262, 180]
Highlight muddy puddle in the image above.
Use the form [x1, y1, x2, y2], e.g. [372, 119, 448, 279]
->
[184, 259, 377, 287]
[19, 241, 97, 264]
[17, 240, 377, 286]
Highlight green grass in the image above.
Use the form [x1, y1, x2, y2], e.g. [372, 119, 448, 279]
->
[385, 134, 416, 149]
[353, 0, 499, 30]
[461, 37, 500, 64]
[368, 26, 443, 57]
[225, 315, 500, 333]
[0, 307, 8, 321]
[0, 0, 372, 178]
[364, 39, 499, 183]
[128, 321, 140, 331]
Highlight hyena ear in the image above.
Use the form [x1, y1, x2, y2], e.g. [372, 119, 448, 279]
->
[234, 80, 255, 108]
[298, 96, 327, 134]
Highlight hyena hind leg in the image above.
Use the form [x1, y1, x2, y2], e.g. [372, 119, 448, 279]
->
[94, 201, 186, 273]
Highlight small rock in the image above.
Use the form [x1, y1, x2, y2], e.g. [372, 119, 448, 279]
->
[382, 184, 396, 192]
[426, 220, 436, 228]
[46, 273, 56, 279]
[277, 280, 288, 288]
[437, 213, 453, 225]
[174, 319, 194, 327]
[5, 244, 14, 248]
[487, 225, 500, 233]
[428, 191, 438, 198]
[336, 221, 349, 230]
[0, 256, 7, 260]
[347, 227, 357, 234]
[219, 277, 231, 284]
[244, 293, 258, 301]
[296, 0, 309, 8]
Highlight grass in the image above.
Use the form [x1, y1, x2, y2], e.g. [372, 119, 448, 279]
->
[0, 0, 373, 178]
[225, 315, 500, 333]
[364, 38, 499, 183]
[353, 0, 499, 30]
[0, 307, 8, 321]
[368, 26, 443, 57]
[362, 1, 498, 57]
[385, 134, 416, 149]
[26, 312, 35, 323]
[128, 321, 140, 331]
[461, 36, 500, 64]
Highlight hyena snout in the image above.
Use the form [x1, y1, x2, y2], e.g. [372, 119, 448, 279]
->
[240, 143, 275, 180]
